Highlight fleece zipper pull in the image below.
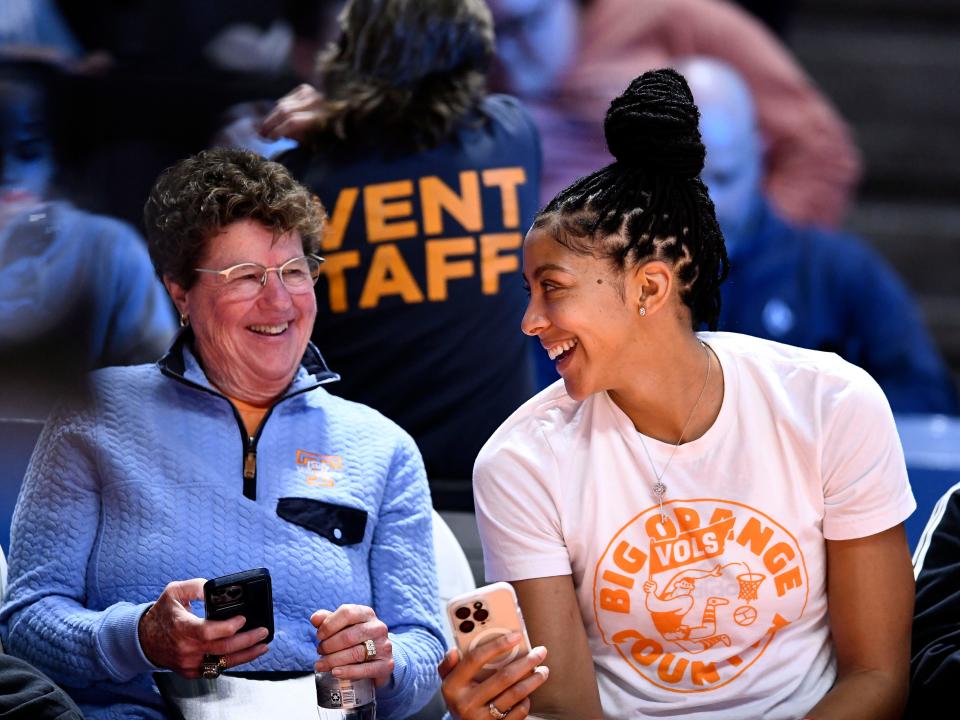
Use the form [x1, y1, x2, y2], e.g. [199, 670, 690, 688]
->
[243, 440, 257, 500]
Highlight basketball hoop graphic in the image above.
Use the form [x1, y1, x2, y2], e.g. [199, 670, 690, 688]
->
[736, 571, 766, 603]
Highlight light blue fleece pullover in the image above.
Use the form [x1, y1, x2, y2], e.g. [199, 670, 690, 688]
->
[0, 334, 445, 719]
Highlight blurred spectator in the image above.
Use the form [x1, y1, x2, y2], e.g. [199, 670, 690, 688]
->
[680, 57, 959, 415]
[0, 0, 82, 65]
[44, 0, 324, 225]
[487, 0, 861, 227]
[0, 73, 176, 416]
[264, 0, 541, 508]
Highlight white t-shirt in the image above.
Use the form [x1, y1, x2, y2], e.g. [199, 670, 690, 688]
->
[474, 333, 915, 720]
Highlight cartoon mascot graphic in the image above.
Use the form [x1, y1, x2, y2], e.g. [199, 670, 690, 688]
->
[642, 565, 731, 653]
[594, 500, 809, 692]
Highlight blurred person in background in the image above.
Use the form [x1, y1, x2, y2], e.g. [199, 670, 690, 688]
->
[678, 56, 959, 415]
[0, 68, 176, 416]
[261, 0, 542, 508]
[46, 0, 329, 226]
[486, 0, 861, 227]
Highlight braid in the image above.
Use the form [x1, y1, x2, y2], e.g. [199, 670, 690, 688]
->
[534, 69, 729, 329]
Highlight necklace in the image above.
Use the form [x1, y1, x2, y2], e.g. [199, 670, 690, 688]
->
[638, 340, 712, 522]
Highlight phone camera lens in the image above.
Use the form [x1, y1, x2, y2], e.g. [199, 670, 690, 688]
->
[455, 606, 471, 620]
[459, 620, 475, 633]
[473, 601, 483, 609]
[473, 608, 489, 622]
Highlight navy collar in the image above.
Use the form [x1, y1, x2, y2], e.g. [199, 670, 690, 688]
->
[157, 328, 340, 397]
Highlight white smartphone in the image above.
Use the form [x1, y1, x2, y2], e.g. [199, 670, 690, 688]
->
[446, 581, 533, 681]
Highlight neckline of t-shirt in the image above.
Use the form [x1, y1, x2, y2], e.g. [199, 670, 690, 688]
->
[601, 332, 737, 460]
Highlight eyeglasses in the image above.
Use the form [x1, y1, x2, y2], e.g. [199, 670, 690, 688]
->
[194, 255, 324, 299]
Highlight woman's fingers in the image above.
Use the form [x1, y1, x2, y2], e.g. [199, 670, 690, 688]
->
[474, 645, 548, 701]
[224, 642, 271, 669]
[454, 631, 524, 677]
[441, 642, 548, 719]
[316, 632, 392, 671]
[438, 648, 460, 679]
[485, 665, 549, 718]
[205, 625, 271, 656]
[317, 617, 387, 656]
[315, 604, 376, 641]
[260, 83, 323, 140]
[169, 578, 207, 607]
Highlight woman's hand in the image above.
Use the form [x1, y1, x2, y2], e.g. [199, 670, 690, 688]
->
[259, 84, 325, 142]
[439, 633, 549, 720]
[312, 605, 394, 687]
[138, 579, 270, 678]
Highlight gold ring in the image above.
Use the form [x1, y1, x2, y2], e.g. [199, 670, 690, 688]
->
[201, 654, 227, 679]
[363, 638, 377, 661]
[488, 702, 509, 719]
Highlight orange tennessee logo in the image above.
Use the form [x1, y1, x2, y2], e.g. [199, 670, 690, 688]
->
[295, 450, 343, 487]
[593, 499, 808, 693]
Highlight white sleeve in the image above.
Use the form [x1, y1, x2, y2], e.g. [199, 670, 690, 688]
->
[820, 366, 916, 540]
[473, 423, 572, 582]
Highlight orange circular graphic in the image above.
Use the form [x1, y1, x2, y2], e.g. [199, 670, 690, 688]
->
[593, 499, 809, 693]
[732, 606, 757, 626]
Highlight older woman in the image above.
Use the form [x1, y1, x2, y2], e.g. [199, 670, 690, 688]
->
[0, 148, 445, 719]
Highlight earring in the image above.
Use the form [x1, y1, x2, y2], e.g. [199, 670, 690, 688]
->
[639, 306, 647, 317]
[179, 313, 189, 328]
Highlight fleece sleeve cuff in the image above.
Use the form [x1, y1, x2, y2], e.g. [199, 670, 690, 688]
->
[96, 601, 161, 681]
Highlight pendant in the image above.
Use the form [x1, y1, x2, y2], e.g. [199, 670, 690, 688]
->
[653, 481, 667, 497]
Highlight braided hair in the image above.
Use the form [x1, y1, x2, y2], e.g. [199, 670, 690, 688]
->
[533, 68, 729, 329]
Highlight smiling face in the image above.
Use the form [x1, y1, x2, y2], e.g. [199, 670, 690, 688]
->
[521, 226, 644, 401]
[165, 219, 317, 405]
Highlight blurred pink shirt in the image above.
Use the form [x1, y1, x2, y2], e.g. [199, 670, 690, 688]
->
[526, 0, 861, 227]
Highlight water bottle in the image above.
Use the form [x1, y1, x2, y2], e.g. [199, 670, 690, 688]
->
[316, 672, 376, 720]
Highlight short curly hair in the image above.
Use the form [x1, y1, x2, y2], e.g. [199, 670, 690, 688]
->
[143, 148, 326, 289]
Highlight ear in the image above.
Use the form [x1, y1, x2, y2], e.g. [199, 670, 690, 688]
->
[163, 275, 190, 318]
[629, 260, 674, 317]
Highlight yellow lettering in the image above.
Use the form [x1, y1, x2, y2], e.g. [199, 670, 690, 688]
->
[425, 237, 476, 301]
[479, 232, 521, 294]
[613, 540, 647, 574]
[358, 244, 424, 308]
[322, 187, 359, 251]
[364, 181, 417, 242]
[774, 566, 803, 597]
[599, 588, 630, 614]
[736, 517, 774, 555]
[763, 541, 795, 574]
[318, 251, 361, 312]
[482, 167, 526, 228]
[420, 172, 482, 235]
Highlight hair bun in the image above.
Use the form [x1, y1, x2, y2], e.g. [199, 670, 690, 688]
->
[603, 68, 705, 179]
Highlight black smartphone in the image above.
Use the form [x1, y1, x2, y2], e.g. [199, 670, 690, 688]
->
[203, 567, 275, 644]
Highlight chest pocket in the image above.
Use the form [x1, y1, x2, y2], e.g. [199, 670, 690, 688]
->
[276, 497, 368, 546]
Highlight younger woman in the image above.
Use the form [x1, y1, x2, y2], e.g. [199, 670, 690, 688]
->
[440, 69, 914, 720]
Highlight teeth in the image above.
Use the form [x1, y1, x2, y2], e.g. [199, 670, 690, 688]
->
[249, 323, 288, 336]
[547, 338, 578, 360]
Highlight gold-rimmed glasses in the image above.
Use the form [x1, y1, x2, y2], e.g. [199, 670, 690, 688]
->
[194, 255, 324, 300]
